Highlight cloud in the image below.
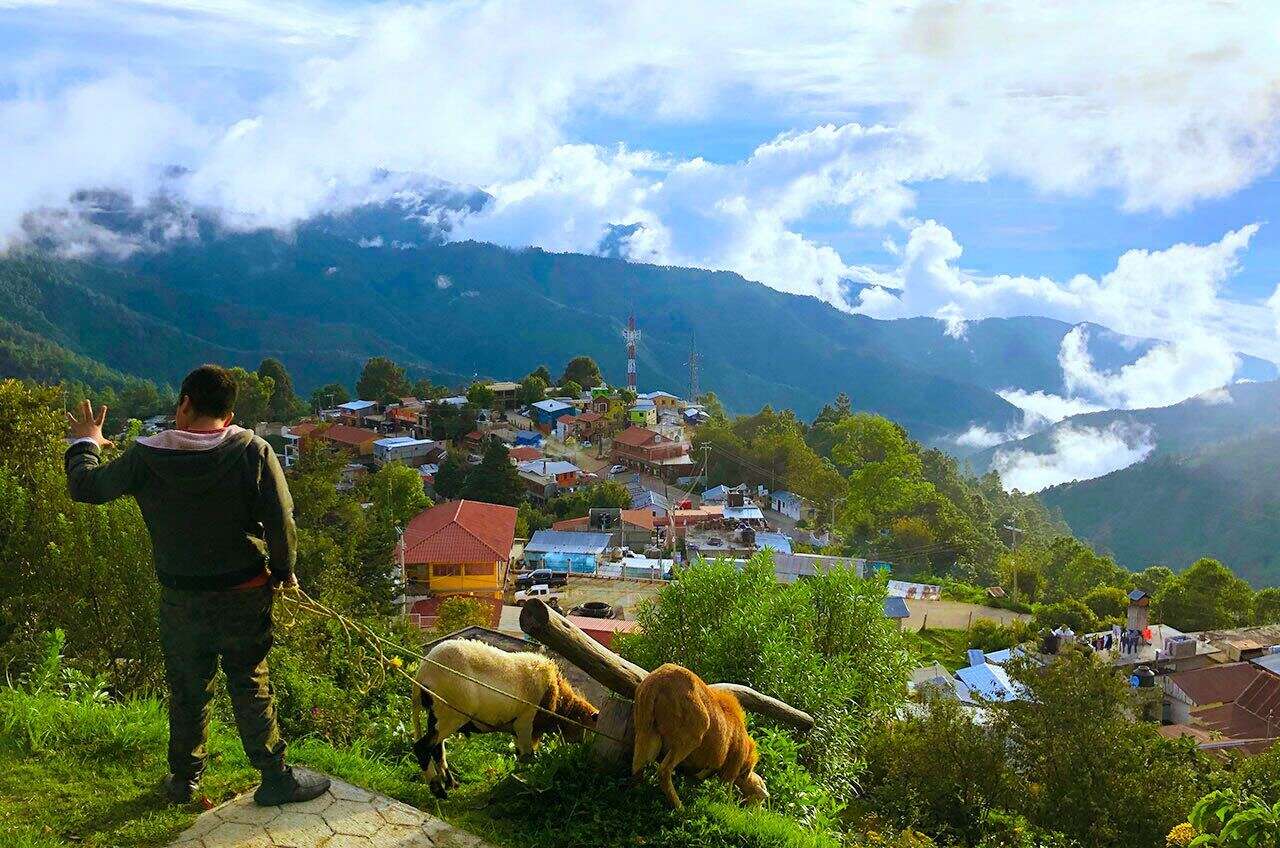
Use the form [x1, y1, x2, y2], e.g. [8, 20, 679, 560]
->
[997, 389, 1107, 426]
[1195, 386, 1234, 406]
[991, 422, 1155, 492]
[1058, 325, 1240, 410]
[4, 0, 1280, 368]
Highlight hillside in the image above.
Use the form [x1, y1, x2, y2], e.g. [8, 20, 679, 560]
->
[969, 378, 1280, 473]
[10, 193, 1269, 445]
[1041, 428, 1280, 585]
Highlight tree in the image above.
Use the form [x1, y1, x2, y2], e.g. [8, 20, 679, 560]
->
[434, 596, 494, 634]
[310, 382, 349, 411]
[466, 381, 496, 409]
[228, 366, 274, 428]
[1082, 586, 1129, 621]
[528, 365, 553, 385]
[1031, 599, 1098, 635]
[356, 356, 410, 403]
[560, 356, 602, 389]
[258, 358, 302, 422]
[1254, 588, 1280, 625]
[997, 648, 1210, 847]
[698, 391, 727, 420]
[517, 375, 547, 406]
[1155, 558, 1254, 631]
[0, 380, 164, 693]
[560, 379, 582, 398]
[1134, 564, 1175, 598]
[460, 440, 523, 506]
[411, 377, 434, 399]
[432, 452, 468, 500]
[367, 462, 430, 529]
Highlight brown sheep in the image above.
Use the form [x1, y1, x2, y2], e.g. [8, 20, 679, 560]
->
[631, 663, 769, 810]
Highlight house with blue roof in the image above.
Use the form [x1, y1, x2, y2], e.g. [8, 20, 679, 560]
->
[530, 399, 576, 432]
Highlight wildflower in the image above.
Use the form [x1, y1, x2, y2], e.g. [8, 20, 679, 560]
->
[1165, 822, 1195, 847]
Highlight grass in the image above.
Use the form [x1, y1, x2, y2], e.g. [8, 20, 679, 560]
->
[903, 628, 970, 672]
[0, 688, 843, 848]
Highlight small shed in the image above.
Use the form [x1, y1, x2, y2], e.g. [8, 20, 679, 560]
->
[883, 596, 910, 628]
[523, 530, 612, 573]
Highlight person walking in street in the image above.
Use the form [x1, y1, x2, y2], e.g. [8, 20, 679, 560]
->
[65, 364, 329, 806]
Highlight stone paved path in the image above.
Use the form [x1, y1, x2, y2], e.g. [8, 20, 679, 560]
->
[168, 774, 495, 848]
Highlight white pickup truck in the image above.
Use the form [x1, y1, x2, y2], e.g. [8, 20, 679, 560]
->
[514, 584, 565, 607]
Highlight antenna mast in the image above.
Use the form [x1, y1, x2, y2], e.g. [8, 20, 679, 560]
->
[687, 335, 701, 400]
[623, 312, 640, 391]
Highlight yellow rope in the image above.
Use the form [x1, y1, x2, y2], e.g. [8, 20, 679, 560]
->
[274, 585, 627, 745]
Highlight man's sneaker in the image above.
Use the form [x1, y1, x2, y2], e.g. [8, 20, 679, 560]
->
[160, 774, 200, 804]
[253, 766, 330, 807]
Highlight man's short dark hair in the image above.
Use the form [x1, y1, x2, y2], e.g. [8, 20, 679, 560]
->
[179, 365, 238, 418]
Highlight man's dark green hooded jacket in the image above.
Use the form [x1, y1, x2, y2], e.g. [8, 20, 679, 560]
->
[65, 425, 296, 590]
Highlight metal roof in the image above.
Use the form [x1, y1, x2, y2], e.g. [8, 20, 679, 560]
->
[518, 459, 581, 477]
[1251, 652, 1280, 677]
[338, 400, 377, 411]
[956, 663, 1022, 701]
[532, 399, 574, 413]
[883, 597, 910, 619]
[524, 530, 612, 555]
[723, 505, 765, 521]
[754, 532, 793, 554]
[375, 436, 434, 448]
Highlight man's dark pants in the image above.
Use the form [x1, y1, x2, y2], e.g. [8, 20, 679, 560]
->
[158, 584, 286, 780]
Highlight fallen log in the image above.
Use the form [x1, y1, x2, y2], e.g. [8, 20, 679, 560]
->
[518, 599, 815, 734]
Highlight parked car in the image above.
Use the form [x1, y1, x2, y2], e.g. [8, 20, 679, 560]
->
[515, 584, 565, 606]
[609, 465, 627, 475]
[569, 600, 615, 619]
[514, 568, 568, 590]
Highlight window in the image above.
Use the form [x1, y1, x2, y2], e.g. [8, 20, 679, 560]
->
[464, 563, 495, 576]
[433, 564, 462, 577]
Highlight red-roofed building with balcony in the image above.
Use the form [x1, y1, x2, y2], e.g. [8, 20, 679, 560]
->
[611, 426, 693, 479]
[400, 500, 518, 599]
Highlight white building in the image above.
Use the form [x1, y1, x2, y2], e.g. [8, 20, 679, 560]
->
[373, 436, 441, 466]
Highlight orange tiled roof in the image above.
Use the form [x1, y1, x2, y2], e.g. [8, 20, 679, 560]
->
[319, 424, 379, 445]
[508, 446, 543, 462]
[403, 500, 518, 565]
[613, 426, 660, 447]
[551, 516, 591, 531]
[288, 421, 320, 436]
[620, 508, 656, 530]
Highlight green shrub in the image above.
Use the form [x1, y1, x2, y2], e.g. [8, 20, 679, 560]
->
[618, 554, 911, 795]
[1031, 599, 1098, 635]
[968, 618, 1033, 653]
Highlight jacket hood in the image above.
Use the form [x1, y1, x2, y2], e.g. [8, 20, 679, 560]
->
[136, 426, 256, 492]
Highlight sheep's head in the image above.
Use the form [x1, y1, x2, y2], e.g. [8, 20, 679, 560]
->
[739, 770, 769, 806]
[554, 676, 599, 742]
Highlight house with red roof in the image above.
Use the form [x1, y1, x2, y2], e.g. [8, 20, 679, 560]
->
[611, 426, 694, 480]
[508, 445, 544, 463]
[400, 500, 518, 599]
[314, 423, 381, 456]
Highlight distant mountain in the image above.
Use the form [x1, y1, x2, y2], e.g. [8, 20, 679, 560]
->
[969, 379, 1280, 473]
[6, 188, 1268, 445]
[1041, 428, 1280, 586]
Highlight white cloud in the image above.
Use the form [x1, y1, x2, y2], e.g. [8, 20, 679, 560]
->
[992, 422, 1155, 492]
[1195, 386, 1234, 406]
[997, 389, 1106, 427]
[1058, 325, 1240, 410]
[3, 0, 1280, 368]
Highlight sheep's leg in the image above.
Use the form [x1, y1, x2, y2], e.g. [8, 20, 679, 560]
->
[426, 708, 472, 799]
[656, 737, 700, 811]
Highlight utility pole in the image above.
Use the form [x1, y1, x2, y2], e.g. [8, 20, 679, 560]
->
[701, 444, 711, 488]
[1004, 522, 1024, 602]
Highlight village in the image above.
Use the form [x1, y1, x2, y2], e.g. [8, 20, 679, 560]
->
[170, 356, 1280, 768]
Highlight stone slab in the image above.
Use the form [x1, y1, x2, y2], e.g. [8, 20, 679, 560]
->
[167, 773, 495, 848]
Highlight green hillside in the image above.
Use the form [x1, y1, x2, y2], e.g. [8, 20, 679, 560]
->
[1042, 428, 1280, 586]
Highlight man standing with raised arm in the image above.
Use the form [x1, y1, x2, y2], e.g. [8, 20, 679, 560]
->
[65, 364, 329, 806]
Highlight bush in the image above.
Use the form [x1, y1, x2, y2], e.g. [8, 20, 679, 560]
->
[1082, 586, 1129, 621]
[968, 618, 1033, 654]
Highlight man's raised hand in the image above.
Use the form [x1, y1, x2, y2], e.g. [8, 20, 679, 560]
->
[67, 399, 113, 448]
